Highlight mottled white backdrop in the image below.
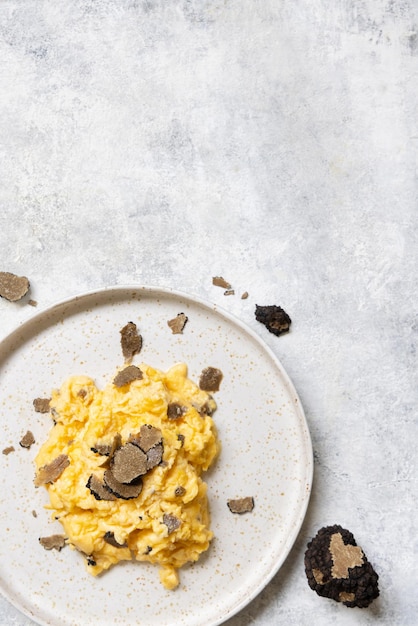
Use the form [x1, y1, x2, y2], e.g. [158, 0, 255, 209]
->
[0, 1, 417, 625]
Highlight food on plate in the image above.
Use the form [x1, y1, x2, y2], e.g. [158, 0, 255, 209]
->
[0, 271, 30, 301]
[34, 362, 220, 589]
[33, 398, 51, 413]
[167, 312, 188, 334]
[199, 367, 223, 392]
[2, 446, 15, 455]
[255, 304, 291, 336]
[120, 322, 142, 363]
[19, 430, 35, 449]
[241, 291, 249, 299]
[212, 276, 231, 289]
[224, 289, 235, 296]
[227, 497, 254, 514]
[304, 525, 379, 608]
[39, 534, 66, 551]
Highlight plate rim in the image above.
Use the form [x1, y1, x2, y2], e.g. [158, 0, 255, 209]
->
[0, 284, 314, 626]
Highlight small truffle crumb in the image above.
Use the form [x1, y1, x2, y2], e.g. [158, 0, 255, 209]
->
[28, 299, 38, 307]
[241, 292, 249, 300]
[227, 497, 255, 514]
[175, 486, 186, 497]
[255, 304, 291, 337]
[19, 430, 35, 449]
[32, 510, 37, 517]
[103, 531, 127, 548]
[113, 365, 143, 387]
[34, 454, 70, 486]
[77, 388, 87, 398]
[33, 397, 51, 413]
[0, 272, 30, 301]
[2, 446, 15, 455]
[167, 312, 188, 334]
[163, 513, 181, 534]
[39, 534, 66, 551]
[199, 367, 223, 392]
[212, 276, 231, 289]
[224, 289, 235, 296]
[120, 321, 142, 363]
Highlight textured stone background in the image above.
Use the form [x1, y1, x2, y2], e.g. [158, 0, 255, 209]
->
[0, 1, 417, 624]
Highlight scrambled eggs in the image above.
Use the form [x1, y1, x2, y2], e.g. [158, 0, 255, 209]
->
[34, 362, 219, 589]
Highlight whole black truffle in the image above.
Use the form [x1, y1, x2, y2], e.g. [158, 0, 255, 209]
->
[304, 525, 379, 608]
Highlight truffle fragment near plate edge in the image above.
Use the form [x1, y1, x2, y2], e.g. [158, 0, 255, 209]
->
[120, 321, 142, 363]
[304, 525, 379, 608]
[167, 312, 188, 334]
[255, 304, 291, 337]
[227, 497, 255, 514]
[0, 272, 30, 301]
[212, 276, 231, 289]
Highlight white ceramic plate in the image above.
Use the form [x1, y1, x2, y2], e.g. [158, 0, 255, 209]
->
[0, 286, 312, 626]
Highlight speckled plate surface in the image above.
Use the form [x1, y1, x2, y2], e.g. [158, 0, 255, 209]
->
[0, 286, 313, 626]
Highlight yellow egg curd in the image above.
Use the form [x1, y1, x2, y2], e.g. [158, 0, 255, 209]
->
[34, 362, 219, 589]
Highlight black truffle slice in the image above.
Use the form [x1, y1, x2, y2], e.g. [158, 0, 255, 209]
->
[175, 486, 186, 497]
[34, 454, 70, 486]
[33, 398, 51, 413]
[167, 403, 187, 420]
[113, 365, 143, 387]
[86, 474, 116, 501]
[19, 430, 35, 448]
[103, 469, 143, 500]
[167, 312, 188, 334]
[130, 424, 162, 452]
[146, 442, 163, 470]
[110, 443, 148, 483]
[199, 367, 223, 392]
[255, 304, 291, 336]
[227, 497, 254, 514]
[0, 272, 30, 301]
[39, 535, 66, 551]
[163, 513, 181, 534]
[120, 322, 142, 362]
[103, 531, 128, 548]
[304, 525, 379, 608]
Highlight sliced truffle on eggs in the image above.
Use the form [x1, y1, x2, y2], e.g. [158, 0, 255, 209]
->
[167, 402, 187, 420]
[110, 443, 148, 483]
[86, 474, 116, 501]
[130, 424, 162, 452]
[120, 321, 142, 363]
[146, 442, 163, 470]
[103, 469, 143, 500]
[113, 365, 143, 388]
[34, 454, 70, 486]
[93, 433, 122, 468]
